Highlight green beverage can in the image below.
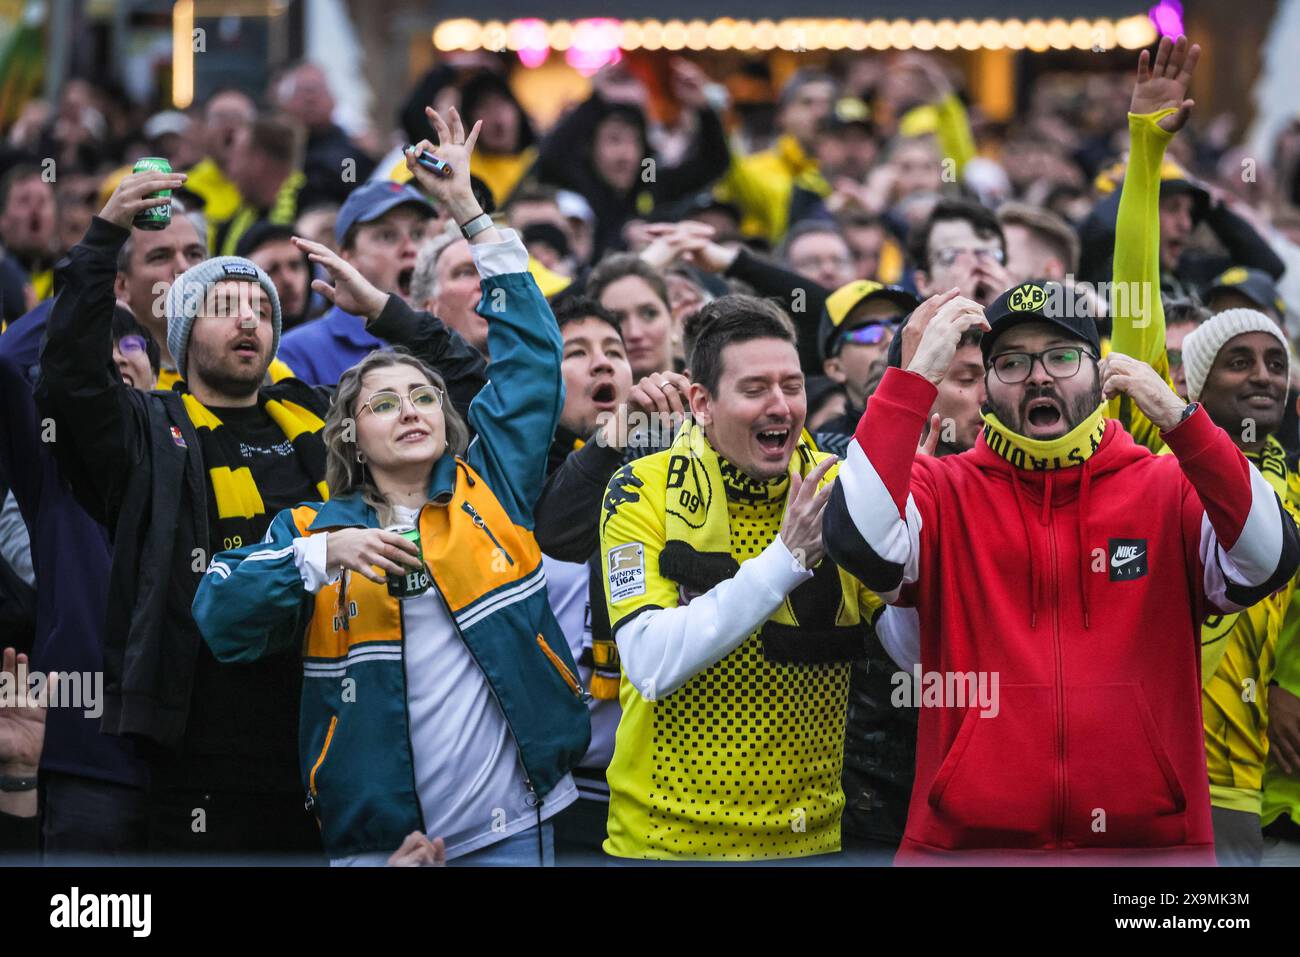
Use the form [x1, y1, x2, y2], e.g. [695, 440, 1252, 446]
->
[132, 156, 172, 230]
[386, 525, 430, 599]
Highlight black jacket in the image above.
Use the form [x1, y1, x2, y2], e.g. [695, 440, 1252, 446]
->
[536, 94, 730, 258]
[724, 248, 831, 375]
[34, 217, 487, 750]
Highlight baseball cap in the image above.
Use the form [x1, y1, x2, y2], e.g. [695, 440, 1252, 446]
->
[819, 279, 920, 360]
[1204, 266, 1286, 320]
[982, 280, 1101, 363]
[822, 97, 874, 135]
[335, 181, 434, 245]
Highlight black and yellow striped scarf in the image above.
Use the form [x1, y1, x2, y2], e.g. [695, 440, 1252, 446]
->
[180, 387, 328, 550]
[217, 170, 306, 257]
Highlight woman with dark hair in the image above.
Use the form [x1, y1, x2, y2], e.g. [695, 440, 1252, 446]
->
[192, 108, 589, 866]
[586, 252, 677, 378]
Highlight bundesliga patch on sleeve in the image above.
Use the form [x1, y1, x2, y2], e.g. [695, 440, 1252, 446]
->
[1108, 538, 1148, 581]
[607, 542, 646, 602]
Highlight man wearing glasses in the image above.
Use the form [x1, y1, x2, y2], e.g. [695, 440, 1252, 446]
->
[815, 279, 920, 437]
[909, 199, 1011, 309]
[823, 278, 1299, 863]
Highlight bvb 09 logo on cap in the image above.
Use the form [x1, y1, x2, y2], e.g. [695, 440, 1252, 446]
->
[1008, 283, 1048, 313]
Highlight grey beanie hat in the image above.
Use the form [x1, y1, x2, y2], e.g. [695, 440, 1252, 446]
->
[166, 256, 282, 378]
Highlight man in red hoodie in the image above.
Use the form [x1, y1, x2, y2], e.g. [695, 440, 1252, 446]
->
[823, 281, 1300, 864]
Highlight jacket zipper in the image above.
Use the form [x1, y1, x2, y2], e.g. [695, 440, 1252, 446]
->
[306, 714, 338, 814]
[536, 633, 593, 702]
[1047, 515, 1066, 848]
[461, 501, 515, 566]
[397, 595, 429, 833]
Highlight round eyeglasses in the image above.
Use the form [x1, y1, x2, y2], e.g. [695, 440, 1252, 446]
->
[359, 385, 444, 418]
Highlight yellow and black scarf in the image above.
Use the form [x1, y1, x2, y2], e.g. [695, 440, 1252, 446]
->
[658, 422, 871, 664]
[981, 404, 1108, 471]
[180, 387, 328, 550]
[217, 171, 307, 257]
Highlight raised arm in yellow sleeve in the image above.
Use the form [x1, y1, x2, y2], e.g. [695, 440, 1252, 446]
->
[1105, 35, 1201, 450]
[898, 93, 976, 179]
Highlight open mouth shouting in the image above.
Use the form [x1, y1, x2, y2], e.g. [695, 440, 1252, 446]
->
[397, 267, 414, 299]
[1022, 394, 1064, 436]
[754, 424, 793, 460]
[589, 379, 618, 411]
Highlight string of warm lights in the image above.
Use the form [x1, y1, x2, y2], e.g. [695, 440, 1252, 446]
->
[432, 15, 1159, 54]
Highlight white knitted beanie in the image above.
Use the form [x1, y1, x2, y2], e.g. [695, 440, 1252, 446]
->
[1181, 308, 1290, 402]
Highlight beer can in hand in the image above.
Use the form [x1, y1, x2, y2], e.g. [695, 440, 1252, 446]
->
[132, 157, 173, 230]
[386, 525, 431, 599]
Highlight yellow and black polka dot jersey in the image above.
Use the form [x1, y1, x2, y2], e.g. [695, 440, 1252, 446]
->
[602, 459, 857, 860]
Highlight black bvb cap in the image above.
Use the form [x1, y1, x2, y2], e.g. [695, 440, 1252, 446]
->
[982, 280, 1102, 363]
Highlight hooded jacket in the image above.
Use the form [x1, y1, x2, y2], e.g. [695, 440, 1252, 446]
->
[823, 367, 1300, 864]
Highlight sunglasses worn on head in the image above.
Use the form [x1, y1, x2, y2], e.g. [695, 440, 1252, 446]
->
[360, 385, 444, 418]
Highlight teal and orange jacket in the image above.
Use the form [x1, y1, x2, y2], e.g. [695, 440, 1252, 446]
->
[192, 267, 591, 858]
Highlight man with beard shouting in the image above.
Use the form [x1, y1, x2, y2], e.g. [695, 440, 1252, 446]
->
[822, 277, 1300, 864]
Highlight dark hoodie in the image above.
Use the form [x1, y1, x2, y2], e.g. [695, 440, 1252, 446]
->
[536, 92, 730, 258]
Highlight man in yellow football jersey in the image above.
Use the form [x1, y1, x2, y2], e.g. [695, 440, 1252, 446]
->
[599, 294, 882, 861]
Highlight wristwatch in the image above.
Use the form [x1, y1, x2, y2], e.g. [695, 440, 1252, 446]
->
[459, 212, 494, 240]
[0, 773, 37, 792]
[1179, 402, 1199, 424]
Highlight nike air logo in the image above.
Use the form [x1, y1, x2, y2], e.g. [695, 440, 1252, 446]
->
[1110, 546, 1144, 568]
[1107, 538, 1149, 581]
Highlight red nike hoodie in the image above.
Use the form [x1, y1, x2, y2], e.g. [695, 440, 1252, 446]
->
[824, 368, 1300, 865]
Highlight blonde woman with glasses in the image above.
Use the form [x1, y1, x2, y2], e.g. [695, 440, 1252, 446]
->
[192, 108, 589, 866]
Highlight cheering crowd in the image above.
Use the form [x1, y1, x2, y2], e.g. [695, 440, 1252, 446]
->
[2, 34, 1300, 867]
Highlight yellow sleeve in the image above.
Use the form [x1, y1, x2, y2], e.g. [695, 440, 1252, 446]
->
[1105, 109, 1178, 453]
[933, 93, 976, 177]
[899, 94, 976, 177]
[717, 150, 783, 243]
[599, 460, 678, 637]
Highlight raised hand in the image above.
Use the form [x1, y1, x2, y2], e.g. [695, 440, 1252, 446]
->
[1131, 34, 1201, 134]
[0, 648, 46, 776]
[98, 170, 187, 231]
[670, 58, 712, 110]
[293, 236, 389, 320]
[1099, 352, 1186, 430]
[638, 221, 716, 269]
[905, 290, 989, 385]
[779, 455, 838, 570]
[407, 106, 483, 223]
